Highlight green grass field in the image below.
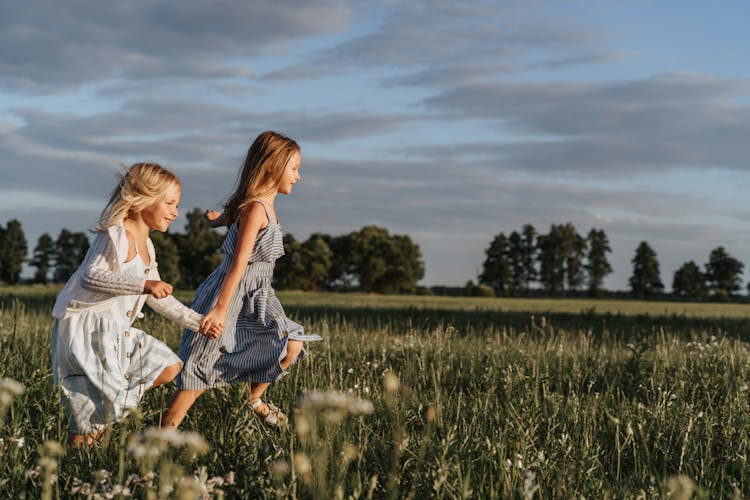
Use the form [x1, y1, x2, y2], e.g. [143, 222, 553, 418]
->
[1, 288, 749, 498]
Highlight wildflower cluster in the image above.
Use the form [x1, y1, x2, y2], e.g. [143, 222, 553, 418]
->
[296, 390, 374, 426]
[685, 336, 720, 356]
[126, 426, 208, 461]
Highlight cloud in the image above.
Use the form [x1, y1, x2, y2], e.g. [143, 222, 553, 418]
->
[418, 73, 750, 174]
[0, 0, 352, 91]
[263, 0, 602, 85]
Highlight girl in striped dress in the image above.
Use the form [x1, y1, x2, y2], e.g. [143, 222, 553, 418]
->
[51, 163, 219, 447]
[162, 131, 321, 430]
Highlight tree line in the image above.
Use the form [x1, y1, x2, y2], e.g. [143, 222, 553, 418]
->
[0, 210, 425, 294]
[477, 223, 747, 300]
[0, 215, 746, 300]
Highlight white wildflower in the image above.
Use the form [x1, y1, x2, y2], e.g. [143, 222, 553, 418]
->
[293, 453, 312, 475]
[297, 390, 375, 418]
[0, 377, 25, 406]
[384, 372, 400, 395]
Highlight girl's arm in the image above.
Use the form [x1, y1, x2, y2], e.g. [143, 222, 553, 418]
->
[200, 202, 266, 336]
[81, 231, 172, 298]
[145, 277, 203, 332]
[205, 209, 228, 228]
[81, 231, 148, 295]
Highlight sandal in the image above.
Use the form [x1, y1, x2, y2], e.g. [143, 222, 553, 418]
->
[250, 399, 288, 429]
[67, 429, 104, 449]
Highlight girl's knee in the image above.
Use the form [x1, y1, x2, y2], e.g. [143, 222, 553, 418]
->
[163, 362, 182, 382]
[153, 362, 182, 388]
[286, 340, 303, 362]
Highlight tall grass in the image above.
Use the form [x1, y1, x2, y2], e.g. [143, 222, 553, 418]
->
[0, 290, 749, 497]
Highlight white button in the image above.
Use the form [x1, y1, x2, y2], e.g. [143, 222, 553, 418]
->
[124, 331, 130, 337]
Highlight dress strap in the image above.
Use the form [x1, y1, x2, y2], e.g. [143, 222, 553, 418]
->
[250, 200, 277, 224]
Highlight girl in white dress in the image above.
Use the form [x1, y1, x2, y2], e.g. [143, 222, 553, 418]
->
[51, 162, 219, 447]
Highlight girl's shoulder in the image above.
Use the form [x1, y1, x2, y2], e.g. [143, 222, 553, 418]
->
[240, 200, 273, 225]
[100, 221, 131, 263]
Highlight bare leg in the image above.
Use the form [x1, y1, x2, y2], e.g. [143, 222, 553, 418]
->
[247, 340, 304, 416]
[160, 389, 205, 428]
[150, 362, 182, 389]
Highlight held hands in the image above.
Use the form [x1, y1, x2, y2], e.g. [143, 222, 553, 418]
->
[200, 306, 227, 340]
[144, 280, 173, 299]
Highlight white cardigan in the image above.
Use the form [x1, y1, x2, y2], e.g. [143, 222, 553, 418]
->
[52, 222, 202, 332]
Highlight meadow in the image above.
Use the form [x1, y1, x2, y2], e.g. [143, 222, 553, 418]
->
[1, 287, 750, 498]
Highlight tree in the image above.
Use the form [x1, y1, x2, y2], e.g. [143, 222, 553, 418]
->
[704, 246, 744, 298]
[343, 226, 424, 294]
[672, 260, 707, 299]
[327, 234, 356, 290]
[506, 231, 526, 294]
[479, 233, 511, 295]
[520, 224, 538, 290]
[629, 241, 663, 299]
[176, 208, 224, 289]
[585, 228, 613, 296]
[537, 226, 565, 293]
[537, 223, 585, 293]
[29, 233, 54, 284]
[382, 233, 425, 294]
[274, 234, 307, 290]
[0, 219, 28, 284]
[300, 233, 333, 291]
[53, 229, 90, 283]
[565, 226, 587, 291]
[150, 231, 181, 286]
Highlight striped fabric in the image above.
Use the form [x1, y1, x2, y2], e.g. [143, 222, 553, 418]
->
[177, 202, 322, 390]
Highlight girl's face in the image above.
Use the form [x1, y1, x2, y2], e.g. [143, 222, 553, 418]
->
[277, 151, 301, 195]
[142, 183, 181, 232]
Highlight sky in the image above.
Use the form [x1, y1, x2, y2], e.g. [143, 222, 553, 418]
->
[1, 0, 750, 291]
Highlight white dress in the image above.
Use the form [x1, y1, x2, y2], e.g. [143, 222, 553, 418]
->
[52, 222, 200, 434]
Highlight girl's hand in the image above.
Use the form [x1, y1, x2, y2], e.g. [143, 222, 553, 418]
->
[200, 306, 226, 339]
[204, 209, 227, 228]
[204, 209, 221, 222]
[144, 280, 173, 299]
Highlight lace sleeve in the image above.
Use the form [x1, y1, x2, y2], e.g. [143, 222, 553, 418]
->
[80, 232, 146, 295]
[145, 294, 202, 332]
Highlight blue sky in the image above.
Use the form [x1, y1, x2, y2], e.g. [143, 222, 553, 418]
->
[1, 0, 749, 290]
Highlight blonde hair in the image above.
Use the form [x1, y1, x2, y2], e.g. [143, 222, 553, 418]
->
[97, 162, 181, 230]
[220, 131, 300, 226]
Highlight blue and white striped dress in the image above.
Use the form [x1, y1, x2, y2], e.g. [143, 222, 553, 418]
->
[177, 202, 321, 389]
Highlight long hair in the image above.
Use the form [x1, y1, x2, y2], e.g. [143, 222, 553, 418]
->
[97, 162, 181, 230]
[220, 131, 300, 226]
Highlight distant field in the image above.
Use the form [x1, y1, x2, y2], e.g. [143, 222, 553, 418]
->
[4, 284, 749, 318]
[274, 290, 750, 318]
